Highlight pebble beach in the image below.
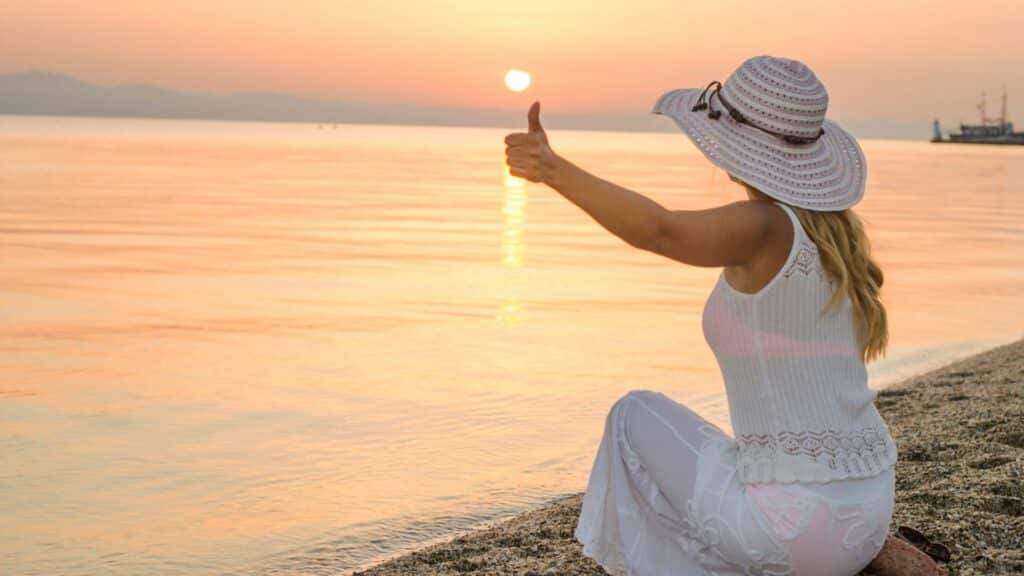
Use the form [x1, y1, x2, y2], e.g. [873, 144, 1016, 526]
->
[355, 339, 1024, 575]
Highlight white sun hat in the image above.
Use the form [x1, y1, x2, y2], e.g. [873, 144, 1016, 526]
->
[653, 55, 866, 211]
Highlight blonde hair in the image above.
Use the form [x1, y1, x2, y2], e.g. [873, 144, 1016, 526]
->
[742, 183, 888, 363]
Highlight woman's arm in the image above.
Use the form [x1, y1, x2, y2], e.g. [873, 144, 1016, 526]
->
[545, 153, 670, 251]
[505, 102, 781, 268]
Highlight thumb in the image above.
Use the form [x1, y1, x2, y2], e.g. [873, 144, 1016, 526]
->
[528, 101, 544, 133]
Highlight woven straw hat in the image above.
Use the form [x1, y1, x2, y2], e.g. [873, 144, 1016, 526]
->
[653, 55, 865, 211]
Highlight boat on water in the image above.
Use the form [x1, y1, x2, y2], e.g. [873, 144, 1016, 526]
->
[932, 87, 1024, 145]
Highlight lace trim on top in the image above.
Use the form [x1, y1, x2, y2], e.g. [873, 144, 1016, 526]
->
[736, 426, 898, 484]
[782, 239, 824, 280]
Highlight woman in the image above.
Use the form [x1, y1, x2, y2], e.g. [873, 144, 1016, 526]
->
[504, 56, 947, 576]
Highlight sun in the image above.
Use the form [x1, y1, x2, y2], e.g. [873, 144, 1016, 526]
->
[504, 69, 531, 92]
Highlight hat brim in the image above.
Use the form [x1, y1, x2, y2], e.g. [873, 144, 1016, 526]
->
[652, 88, 866, 211]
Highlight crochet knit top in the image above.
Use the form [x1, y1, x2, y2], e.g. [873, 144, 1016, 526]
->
[702, 202, 898, 484]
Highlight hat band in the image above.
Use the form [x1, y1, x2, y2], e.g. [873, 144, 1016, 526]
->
[690, 81, 825, 145]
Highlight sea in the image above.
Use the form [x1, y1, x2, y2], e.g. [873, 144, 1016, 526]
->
[2, 115, 1022, 575]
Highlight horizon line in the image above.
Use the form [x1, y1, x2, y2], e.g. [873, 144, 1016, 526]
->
[0, 69, 935, 141]
[0, 112, 931, 142]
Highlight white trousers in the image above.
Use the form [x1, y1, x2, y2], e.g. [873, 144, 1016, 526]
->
[574, 390, 895, 576]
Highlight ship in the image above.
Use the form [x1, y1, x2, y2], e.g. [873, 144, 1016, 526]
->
[932, 87, 1024, 145]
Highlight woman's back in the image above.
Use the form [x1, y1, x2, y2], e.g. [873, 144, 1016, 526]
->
[702, 202, 898, 484]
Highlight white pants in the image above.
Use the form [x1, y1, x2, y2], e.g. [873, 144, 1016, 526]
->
[574, 390, 895, 576]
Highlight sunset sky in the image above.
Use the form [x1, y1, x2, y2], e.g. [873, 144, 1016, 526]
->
[3, 0, 1023, 132]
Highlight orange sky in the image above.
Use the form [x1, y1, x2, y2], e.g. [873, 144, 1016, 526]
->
[3, 0, 1023, 125]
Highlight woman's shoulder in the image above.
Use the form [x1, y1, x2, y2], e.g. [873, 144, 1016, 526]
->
[718, 200, 799, 294]
[737, 199, 798, 257]
[723, 199, 794, 231]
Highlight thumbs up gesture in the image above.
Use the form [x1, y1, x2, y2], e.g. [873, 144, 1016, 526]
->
[504, 101, 559, 185]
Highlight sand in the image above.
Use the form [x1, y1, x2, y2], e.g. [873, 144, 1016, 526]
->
[354, 339, 1024, 575]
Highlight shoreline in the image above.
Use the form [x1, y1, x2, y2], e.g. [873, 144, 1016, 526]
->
[353, 338, 1024, 575]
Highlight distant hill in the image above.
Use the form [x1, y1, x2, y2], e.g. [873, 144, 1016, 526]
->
[0, 71, 671, 132]
[0, 71, 928, 138]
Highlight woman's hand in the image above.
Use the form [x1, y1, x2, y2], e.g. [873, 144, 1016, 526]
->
[504, 101, 560, 186]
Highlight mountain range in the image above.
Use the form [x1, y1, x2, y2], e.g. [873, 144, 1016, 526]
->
[0, 71, 928, 139]
[0, 71, 673, 133]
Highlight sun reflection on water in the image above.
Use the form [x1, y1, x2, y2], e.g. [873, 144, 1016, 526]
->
[501, 165, 526, 268]
[496, 297, 524, 325]
[498, 165, 528, 324]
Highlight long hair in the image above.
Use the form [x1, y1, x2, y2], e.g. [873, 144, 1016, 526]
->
[742, 183, 888, 362]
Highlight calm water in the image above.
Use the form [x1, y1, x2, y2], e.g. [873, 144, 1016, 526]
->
[2, 116, 1023, 575]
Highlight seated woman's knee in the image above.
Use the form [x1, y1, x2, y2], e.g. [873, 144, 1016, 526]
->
[609, 389, 660, 416]
[628, 389, 663, 401]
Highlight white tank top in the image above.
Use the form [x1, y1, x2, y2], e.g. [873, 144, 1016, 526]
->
[702, 202, 898, 484]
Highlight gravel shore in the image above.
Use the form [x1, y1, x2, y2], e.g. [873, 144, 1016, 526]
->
[355, 339, 1024, 575]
